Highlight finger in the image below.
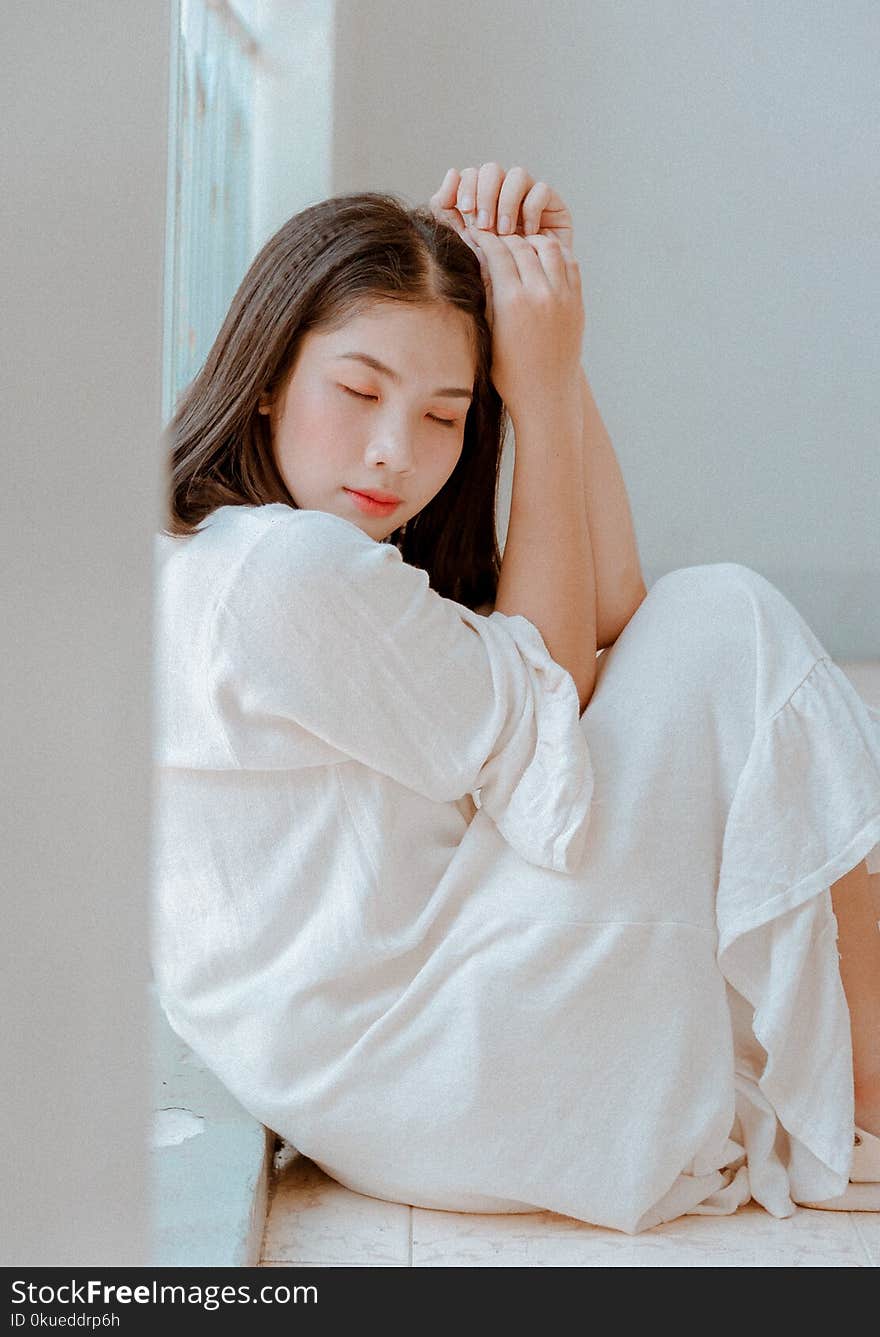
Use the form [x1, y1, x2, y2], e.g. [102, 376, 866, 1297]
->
[463, 229, 490, 279]
[483, 229, 549, 287]
[519, 232, 566, 287]
[496, 165, 533, 234]
[430, 176, 470, 238]
[463, 228, 486, 271]
[521, 180, 552, 235]
[459, 230, 484, 263]
[432, 198, 468, 240]
[474, 162, 505, 230]
[429, 167, 460, 213]
[466, 224, 521, 286]
[431, 202, 467, 235]
[563, 249, 582, 294]
[457, 166, 480, 220]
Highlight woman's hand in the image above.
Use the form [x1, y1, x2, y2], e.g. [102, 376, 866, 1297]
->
[430, 163, 582, 412]
[465, 225, 584, 418]
[430, 163, 575, 252]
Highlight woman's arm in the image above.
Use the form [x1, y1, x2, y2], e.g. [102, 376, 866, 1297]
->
[470, 226, 597, 716]
[476, 371, 646, 649]
[577, 365, 647, 649]
[431, 164, 646, 655]
[496, 386, 597, 714]
[210, 509, 596, 873]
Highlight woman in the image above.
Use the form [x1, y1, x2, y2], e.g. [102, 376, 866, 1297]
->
[152, 161, 880, 1234]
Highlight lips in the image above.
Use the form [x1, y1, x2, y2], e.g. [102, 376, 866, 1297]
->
[349, 488, 402, 503]
[345, 488, 403, 517]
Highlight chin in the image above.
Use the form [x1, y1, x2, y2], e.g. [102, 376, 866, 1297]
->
[383, 514, 410, 539]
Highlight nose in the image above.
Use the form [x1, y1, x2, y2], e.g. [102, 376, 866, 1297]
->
[364, 425, 415, 475]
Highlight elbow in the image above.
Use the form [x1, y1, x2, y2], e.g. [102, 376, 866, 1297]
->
[577, 660, 599, 717]
[596, 579, 649, 651]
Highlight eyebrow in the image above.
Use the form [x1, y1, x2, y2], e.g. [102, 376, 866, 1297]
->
[335, 352, 473, 400]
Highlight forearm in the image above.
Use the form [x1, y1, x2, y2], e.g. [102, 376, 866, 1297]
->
[494, 387, 597, 714]
[577, 365, 647, 648]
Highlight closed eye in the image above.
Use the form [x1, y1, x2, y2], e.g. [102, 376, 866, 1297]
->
[340, 386, 458, 428]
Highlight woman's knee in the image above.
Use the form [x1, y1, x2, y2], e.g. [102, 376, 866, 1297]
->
[649, 561, 825, 660]
[591, 562, 760, 747]
[641, 562, 763, 637]
[612, 562, 763, 694]
[637, 560, 828, 713]
[652, 561, 765, 602]
[599, 562, 749, 666]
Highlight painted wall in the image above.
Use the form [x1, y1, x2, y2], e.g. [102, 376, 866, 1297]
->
[1, 2, 169, 1266]
[248, 0, 336, 254]
[331, 0, 879, 656]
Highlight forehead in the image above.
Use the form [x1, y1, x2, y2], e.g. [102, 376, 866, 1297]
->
[316, 303, 476, 373]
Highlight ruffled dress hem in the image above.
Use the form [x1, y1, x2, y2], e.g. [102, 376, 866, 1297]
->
[708, 664, 880, 1218]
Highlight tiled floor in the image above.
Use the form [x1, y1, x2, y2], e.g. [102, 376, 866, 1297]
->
[258, 1145, 879, 1267]
[259, 661, 880, 1268]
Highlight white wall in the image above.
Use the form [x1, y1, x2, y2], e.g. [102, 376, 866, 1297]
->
[331, 0, 879, 657]
[0, 3, 169, 1265]
[248, 0, 336, 255]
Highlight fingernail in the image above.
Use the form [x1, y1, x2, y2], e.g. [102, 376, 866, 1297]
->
[498, 214, 511, 234]
[477, 209, 490, 228]
[460, 195, 473, 211]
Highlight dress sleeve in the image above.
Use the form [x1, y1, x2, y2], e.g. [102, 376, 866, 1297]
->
[210, 509, 594, 874]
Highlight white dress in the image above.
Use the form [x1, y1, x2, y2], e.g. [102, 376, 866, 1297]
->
[151, 501, 880, 1235]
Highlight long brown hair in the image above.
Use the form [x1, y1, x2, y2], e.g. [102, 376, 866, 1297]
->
[163, 191, 507, 610]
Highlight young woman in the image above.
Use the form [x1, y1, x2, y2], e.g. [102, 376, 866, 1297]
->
[152, 162, 880, 1234]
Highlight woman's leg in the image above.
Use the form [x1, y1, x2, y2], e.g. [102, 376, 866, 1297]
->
[830, 858, 880, 1139]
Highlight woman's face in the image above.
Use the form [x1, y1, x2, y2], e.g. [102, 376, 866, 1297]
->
[260, 301, 477, 540]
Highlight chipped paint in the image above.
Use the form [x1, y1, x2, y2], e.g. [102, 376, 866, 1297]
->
[151, 1105, 206, 1148]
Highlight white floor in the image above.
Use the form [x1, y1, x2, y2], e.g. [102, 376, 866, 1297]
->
[259, 660, 880, 1268]
[258, 1146, 880, 1267]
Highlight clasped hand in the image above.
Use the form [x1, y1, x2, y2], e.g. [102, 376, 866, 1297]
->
[429, 163, 584, 415]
